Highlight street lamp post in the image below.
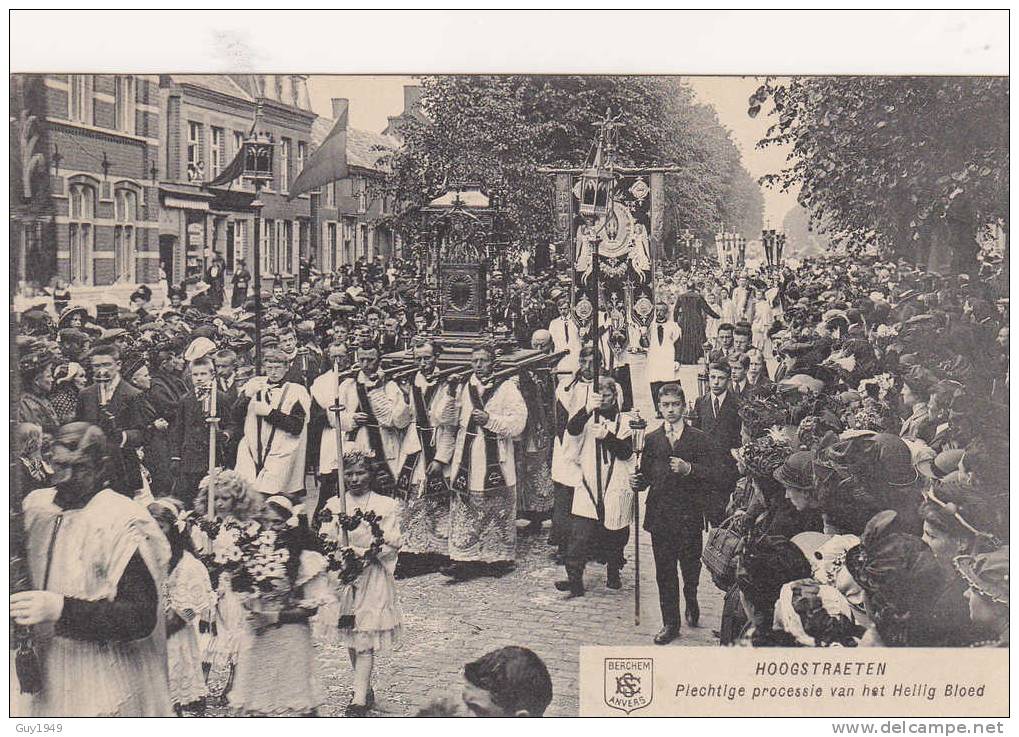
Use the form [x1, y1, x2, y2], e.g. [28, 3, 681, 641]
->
[242, 132, 274, 373]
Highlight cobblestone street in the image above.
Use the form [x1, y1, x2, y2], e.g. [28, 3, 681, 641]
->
[310, 357, 721, 717]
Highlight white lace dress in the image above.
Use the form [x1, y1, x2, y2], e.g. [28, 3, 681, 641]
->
[164, 552, 214, 707]
[227, 550, 332, 716]
[318, 493, 404, 654]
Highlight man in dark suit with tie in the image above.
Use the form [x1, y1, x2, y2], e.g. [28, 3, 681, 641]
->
[728, 352, 753, 399]
[170, 356, 238, 506]
[77, 344, 152, 497]
[631, 383, 716, 644]
[692, 361, 742, 526]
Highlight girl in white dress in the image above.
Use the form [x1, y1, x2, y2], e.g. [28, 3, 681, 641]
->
[227, 495, 331, 716]
[320, 450, 403, 717]
[148, 498, 214, 716]
[718, 286, 737, 327]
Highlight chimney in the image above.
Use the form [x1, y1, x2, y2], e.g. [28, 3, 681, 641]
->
[403, 85, 421, 113]
[331, 98, 349, 124]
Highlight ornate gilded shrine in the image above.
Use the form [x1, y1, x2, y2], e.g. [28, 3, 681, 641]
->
[426, 183, 493, 333]
[382, 183, 537, 368]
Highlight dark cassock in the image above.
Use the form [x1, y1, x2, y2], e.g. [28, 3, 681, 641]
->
[514, 364, 556, 527]
[77, 376, 152, 498]
[673, 287, 719, 365]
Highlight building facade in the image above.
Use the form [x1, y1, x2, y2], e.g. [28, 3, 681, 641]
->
[11, 73, 162, 297]
[159, 74, 315, 287]
[312, 98, 401, 272]
[11, 74, 406, 300]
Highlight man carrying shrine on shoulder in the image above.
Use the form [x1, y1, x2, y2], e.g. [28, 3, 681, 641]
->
[444, 344, 528, 580]
[393, 340, 459, 573]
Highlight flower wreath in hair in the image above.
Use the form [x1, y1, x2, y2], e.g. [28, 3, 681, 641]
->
[313, 448, 387, 585]
[150, 498, 194, 534]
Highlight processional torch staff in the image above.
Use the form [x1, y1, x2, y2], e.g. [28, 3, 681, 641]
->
[628, 409, 647, 627]
[331, 358, 350, 546]
[205, 385, 219, 520]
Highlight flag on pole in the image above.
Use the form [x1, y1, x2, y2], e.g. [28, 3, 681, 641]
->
[208, 102, 261, 188]
[287, 106, 349, 201]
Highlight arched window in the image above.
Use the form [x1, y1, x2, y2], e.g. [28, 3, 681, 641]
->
[114, 187, 139, 282]
[68, 182, 96, 285]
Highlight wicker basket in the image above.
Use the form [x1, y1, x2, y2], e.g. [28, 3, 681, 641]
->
[702, 513, 745, 590]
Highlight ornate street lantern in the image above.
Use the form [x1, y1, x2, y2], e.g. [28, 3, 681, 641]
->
[578, 137, 615, 223]
[240, 130, 274, 372]
[242, 132, 275, 183]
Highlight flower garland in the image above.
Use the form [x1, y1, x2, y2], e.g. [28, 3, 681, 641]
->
[314, 508, 387, 585]
[193, 517, 294, 604]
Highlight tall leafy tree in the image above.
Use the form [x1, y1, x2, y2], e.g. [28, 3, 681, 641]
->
[382, 75, 762, 266]
[749, 76, 1008, 272]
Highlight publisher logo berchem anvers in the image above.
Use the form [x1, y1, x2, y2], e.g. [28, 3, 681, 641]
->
[604, 658, 653, 715]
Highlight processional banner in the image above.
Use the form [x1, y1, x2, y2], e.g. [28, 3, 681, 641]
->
[552, 173, 660, 340]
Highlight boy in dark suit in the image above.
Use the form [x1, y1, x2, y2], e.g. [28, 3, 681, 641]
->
[692, 361, 742, 525]
[728, 351, 753, 399]
[213, 348, 241, 465]
[631, 383, 716, 644]
[78, 344, 152, 497]
[170, 356, 237, 506]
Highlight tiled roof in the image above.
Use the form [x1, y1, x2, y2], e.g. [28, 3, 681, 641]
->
[172, 75, 254, 102]
[311, 118, 399, 172]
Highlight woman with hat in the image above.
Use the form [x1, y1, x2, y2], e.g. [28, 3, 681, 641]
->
[774, 449, 821, 516]
[954, 547, 1009, 647]
[734, 534, 812, 646]
[50, 362, 86, 425]
[918, 472, 1004, 637]
[130, 285, 153, 323]
[16, 342, 59, 434]
[57, 304, 88, 331]
[13, 422, 52, 498]
[718, 437, 821, 645]
[845, 510, 955, 647]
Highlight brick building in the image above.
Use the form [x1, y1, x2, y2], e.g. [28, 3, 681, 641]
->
[159, 74, 316, 287]
[312, 98, 401, 271]
[11, 74, 407, 301]
[11, 73, 162, 297]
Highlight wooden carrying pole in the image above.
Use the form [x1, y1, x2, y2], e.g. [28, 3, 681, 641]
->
[331, 359, 349, 546]
[629, 409, 647, 627]
[590, 231, 604, 538]
[206, 387, 219, 519]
